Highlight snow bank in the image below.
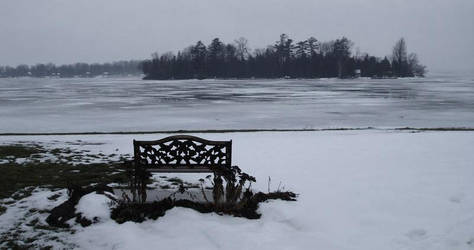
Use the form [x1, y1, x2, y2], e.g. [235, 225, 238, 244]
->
[76, 193, 114, 221]
[70, 131, 474, 250]
[1, 130, 474, 249]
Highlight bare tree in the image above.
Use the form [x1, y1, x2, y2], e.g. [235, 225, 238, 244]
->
[320, 41, 334, 56]
[234, 37, 250, 61]
[334, 37, 353, 78]
[408, 53, 426, 76]
[392, 38, 408, 76]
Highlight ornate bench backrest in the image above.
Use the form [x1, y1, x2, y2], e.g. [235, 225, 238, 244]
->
[133, 135, 232, 173]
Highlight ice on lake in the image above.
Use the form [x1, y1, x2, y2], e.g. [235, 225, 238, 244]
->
[0, 74, 473, 133]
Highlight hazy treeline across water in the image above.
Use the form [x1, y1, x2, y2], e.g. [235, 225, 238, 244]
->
[0, 60, 142, 78]
[0, 35, 426, 80]
[142, 34, 426, 80]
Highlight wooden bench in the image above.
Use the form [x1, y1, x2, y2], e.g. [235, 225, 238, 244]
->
[133, 135, 232, 173]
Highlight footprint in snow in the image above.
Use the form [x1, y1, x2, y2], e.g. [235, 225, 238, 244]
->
[406, 229, 427, 241]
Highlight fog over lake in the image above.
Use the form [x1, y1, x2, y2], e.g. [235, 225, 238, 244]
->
[1, 75, 473, 133]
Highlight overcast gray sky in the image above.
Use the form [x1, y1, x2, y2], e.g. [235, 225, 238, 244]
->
[1, 0, 473, 72]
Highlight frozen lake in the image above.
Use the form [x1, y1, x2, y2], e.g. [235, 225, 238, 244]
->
[0, 74, 473, 133]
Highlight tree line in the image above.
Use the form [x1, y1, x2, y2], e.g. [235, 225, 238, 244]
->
[142, 35, 426, 80]
[0, 60, 142, 78]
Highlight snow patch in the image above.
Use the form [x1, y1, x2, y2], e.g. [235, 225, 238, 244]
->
[1, 131, 474, 249]
[76, 193, 114, 221]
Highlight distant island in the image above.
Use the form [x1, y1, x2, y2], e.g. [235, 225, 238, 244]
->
[142, 34, 426, 80]
[0, 35, 426, 80]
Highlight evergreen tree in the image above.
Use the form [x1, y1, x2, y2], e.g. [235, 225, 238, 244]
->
[207, 38, 226, 77]
[191, 41, 207, 79]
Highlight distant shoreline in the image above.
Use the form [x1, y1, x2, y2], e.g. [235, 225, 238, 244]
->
[1, 127, 473, 136]
[142, 76, 409, 81]
[0, 75, 422, 80]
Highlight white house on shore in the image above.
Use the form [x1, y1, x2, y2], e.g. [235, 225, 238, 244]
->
[354, 69, 361, 78]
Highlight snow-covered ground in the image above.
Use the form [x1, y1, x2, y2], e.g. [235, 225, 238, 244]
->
[1, 130, 474, 249]
[1, 76, 473, 133]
